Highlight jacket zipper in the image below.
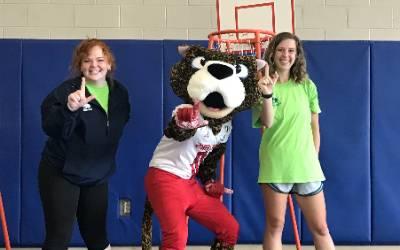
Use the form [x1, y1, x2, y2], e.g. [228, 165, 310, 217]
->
[84, 85, 111, 136]
[88, 101, 109, 135]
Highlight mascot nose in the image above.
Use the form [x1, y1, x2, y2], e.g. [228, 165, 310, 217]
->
[207, 63, 233, 80]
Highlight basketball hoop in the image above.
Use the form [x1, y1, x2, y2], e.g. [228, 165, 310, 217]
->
[208, 28, 275, 59]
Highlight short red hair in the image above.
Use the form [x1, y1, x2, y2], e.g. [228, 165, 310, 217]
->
[70, 38, 116, 77]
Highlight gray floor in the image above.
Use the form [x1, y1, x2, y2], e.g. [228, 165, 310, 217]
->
[129, 246, 399, 250]
[3, 246, 400, 250]
[138, 246, 397, 250]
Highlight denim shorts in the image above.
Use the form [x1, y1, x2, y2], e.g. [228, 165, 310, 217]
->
[267, 181, 323, 196]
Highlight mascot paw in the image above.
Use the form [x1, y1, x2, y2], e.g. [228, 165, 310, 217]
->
[205, 180, 233, 198]
[174, 102, 208, 129]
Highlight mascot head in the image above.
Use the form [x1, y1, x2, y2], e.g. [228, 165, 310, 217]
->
[171, 46, 265, 126]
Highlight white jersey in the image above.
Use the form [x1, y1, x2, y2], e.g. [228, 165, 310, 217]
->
[149, 121, 232, 179]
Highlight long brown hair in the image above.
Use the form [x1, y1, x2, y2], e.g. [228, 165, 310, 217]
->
[70, 38, 116, 77]
[264, 32, 307, 83]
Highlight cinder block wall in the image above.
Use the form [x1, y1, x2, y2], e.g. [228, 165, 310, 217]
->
[295, 0, 400, 40]
[1, 0, 400, 40]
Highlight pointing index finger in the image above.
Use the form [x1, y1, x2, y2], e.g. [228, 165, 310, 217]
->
[81, 77, 86, 92]
[264, 63, 270, 77]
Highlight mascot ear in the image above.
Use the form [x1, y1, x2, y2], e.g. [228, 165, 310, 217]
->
[178, 45, 190, 57]
[256, 59, 267, 71]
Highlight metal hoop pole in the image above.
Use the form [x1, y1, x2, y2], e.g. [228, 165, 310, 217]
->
[288, 195, 301, 250]
[0, 192, 11, 250]
[219, 154, 225, 202]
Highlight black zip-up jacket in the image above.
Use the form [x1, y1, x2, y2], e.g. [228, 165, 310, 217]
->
[41, 76, 130, 186]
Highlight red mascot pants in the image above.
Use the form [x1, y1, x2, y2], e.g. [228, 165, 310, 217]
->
[145, 168, 239, 250]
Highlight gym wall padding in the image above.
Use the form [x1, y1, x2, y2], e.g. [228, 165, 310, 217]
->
[0, 40, 22, 244]
[20, 40, 78, 246]
[303, 41, 371, 243]
[103, 40, 164, 246]
[371, 42, 400, 244]
[0, 39, 399, 246]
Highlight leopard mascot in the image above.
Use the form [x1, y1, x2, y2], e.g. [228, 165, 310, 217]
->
[141, 45, 265, 250]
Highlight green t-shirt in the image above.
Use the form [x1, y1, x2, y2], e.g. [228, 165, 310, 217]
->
[86, 82, 109, 113]
[252, 79, 325, 183]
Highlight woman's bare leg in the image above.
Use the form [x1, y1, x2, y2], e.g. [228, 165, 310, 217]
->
[296, 192, 335, 250]
[261, 184, 289, 250]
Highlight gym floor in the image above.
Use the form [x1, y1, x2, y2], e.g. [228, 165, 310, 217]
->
[3, 246, 399, 250]
[142, 246, 398, 250]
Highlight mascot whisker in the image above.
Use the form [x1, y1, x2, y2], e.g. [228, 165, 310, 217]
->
[141, 45, 265, 250]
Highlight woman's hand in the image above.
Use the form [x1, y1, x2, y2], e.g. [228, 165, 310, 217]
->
[257, 64, 278, 128]
[67, 77, 95, 111]
[257, 63, 279, 95]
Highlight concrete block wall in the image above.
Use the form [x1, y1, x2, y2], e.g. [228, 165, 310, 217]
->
[296, 0, 400, 40]
[0, 0, 215, 39]
[1, 0, 400, 40]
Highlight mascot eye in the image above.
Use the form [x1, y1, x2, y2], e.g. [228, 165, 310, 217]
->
[192, 56, 206, 69]
[235, 64, 249, 78]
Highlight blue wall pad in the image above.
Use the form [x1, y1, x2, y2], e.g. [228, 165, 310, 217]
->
[0, 40, 22, 245]
[371, 42, 400, 244]
[1, 39, 400, 246]
[303, 41, 371, 243]
[20, 40, 78, 246]
[104, 40, 164, 245]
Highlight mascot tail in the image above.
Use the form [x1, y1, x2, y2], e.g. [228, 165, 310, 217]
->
[141, 197, 153, 250]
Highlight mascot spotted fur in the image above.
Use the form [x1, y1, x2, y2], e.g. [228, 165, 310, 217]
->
[141, 46, 265, 250]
